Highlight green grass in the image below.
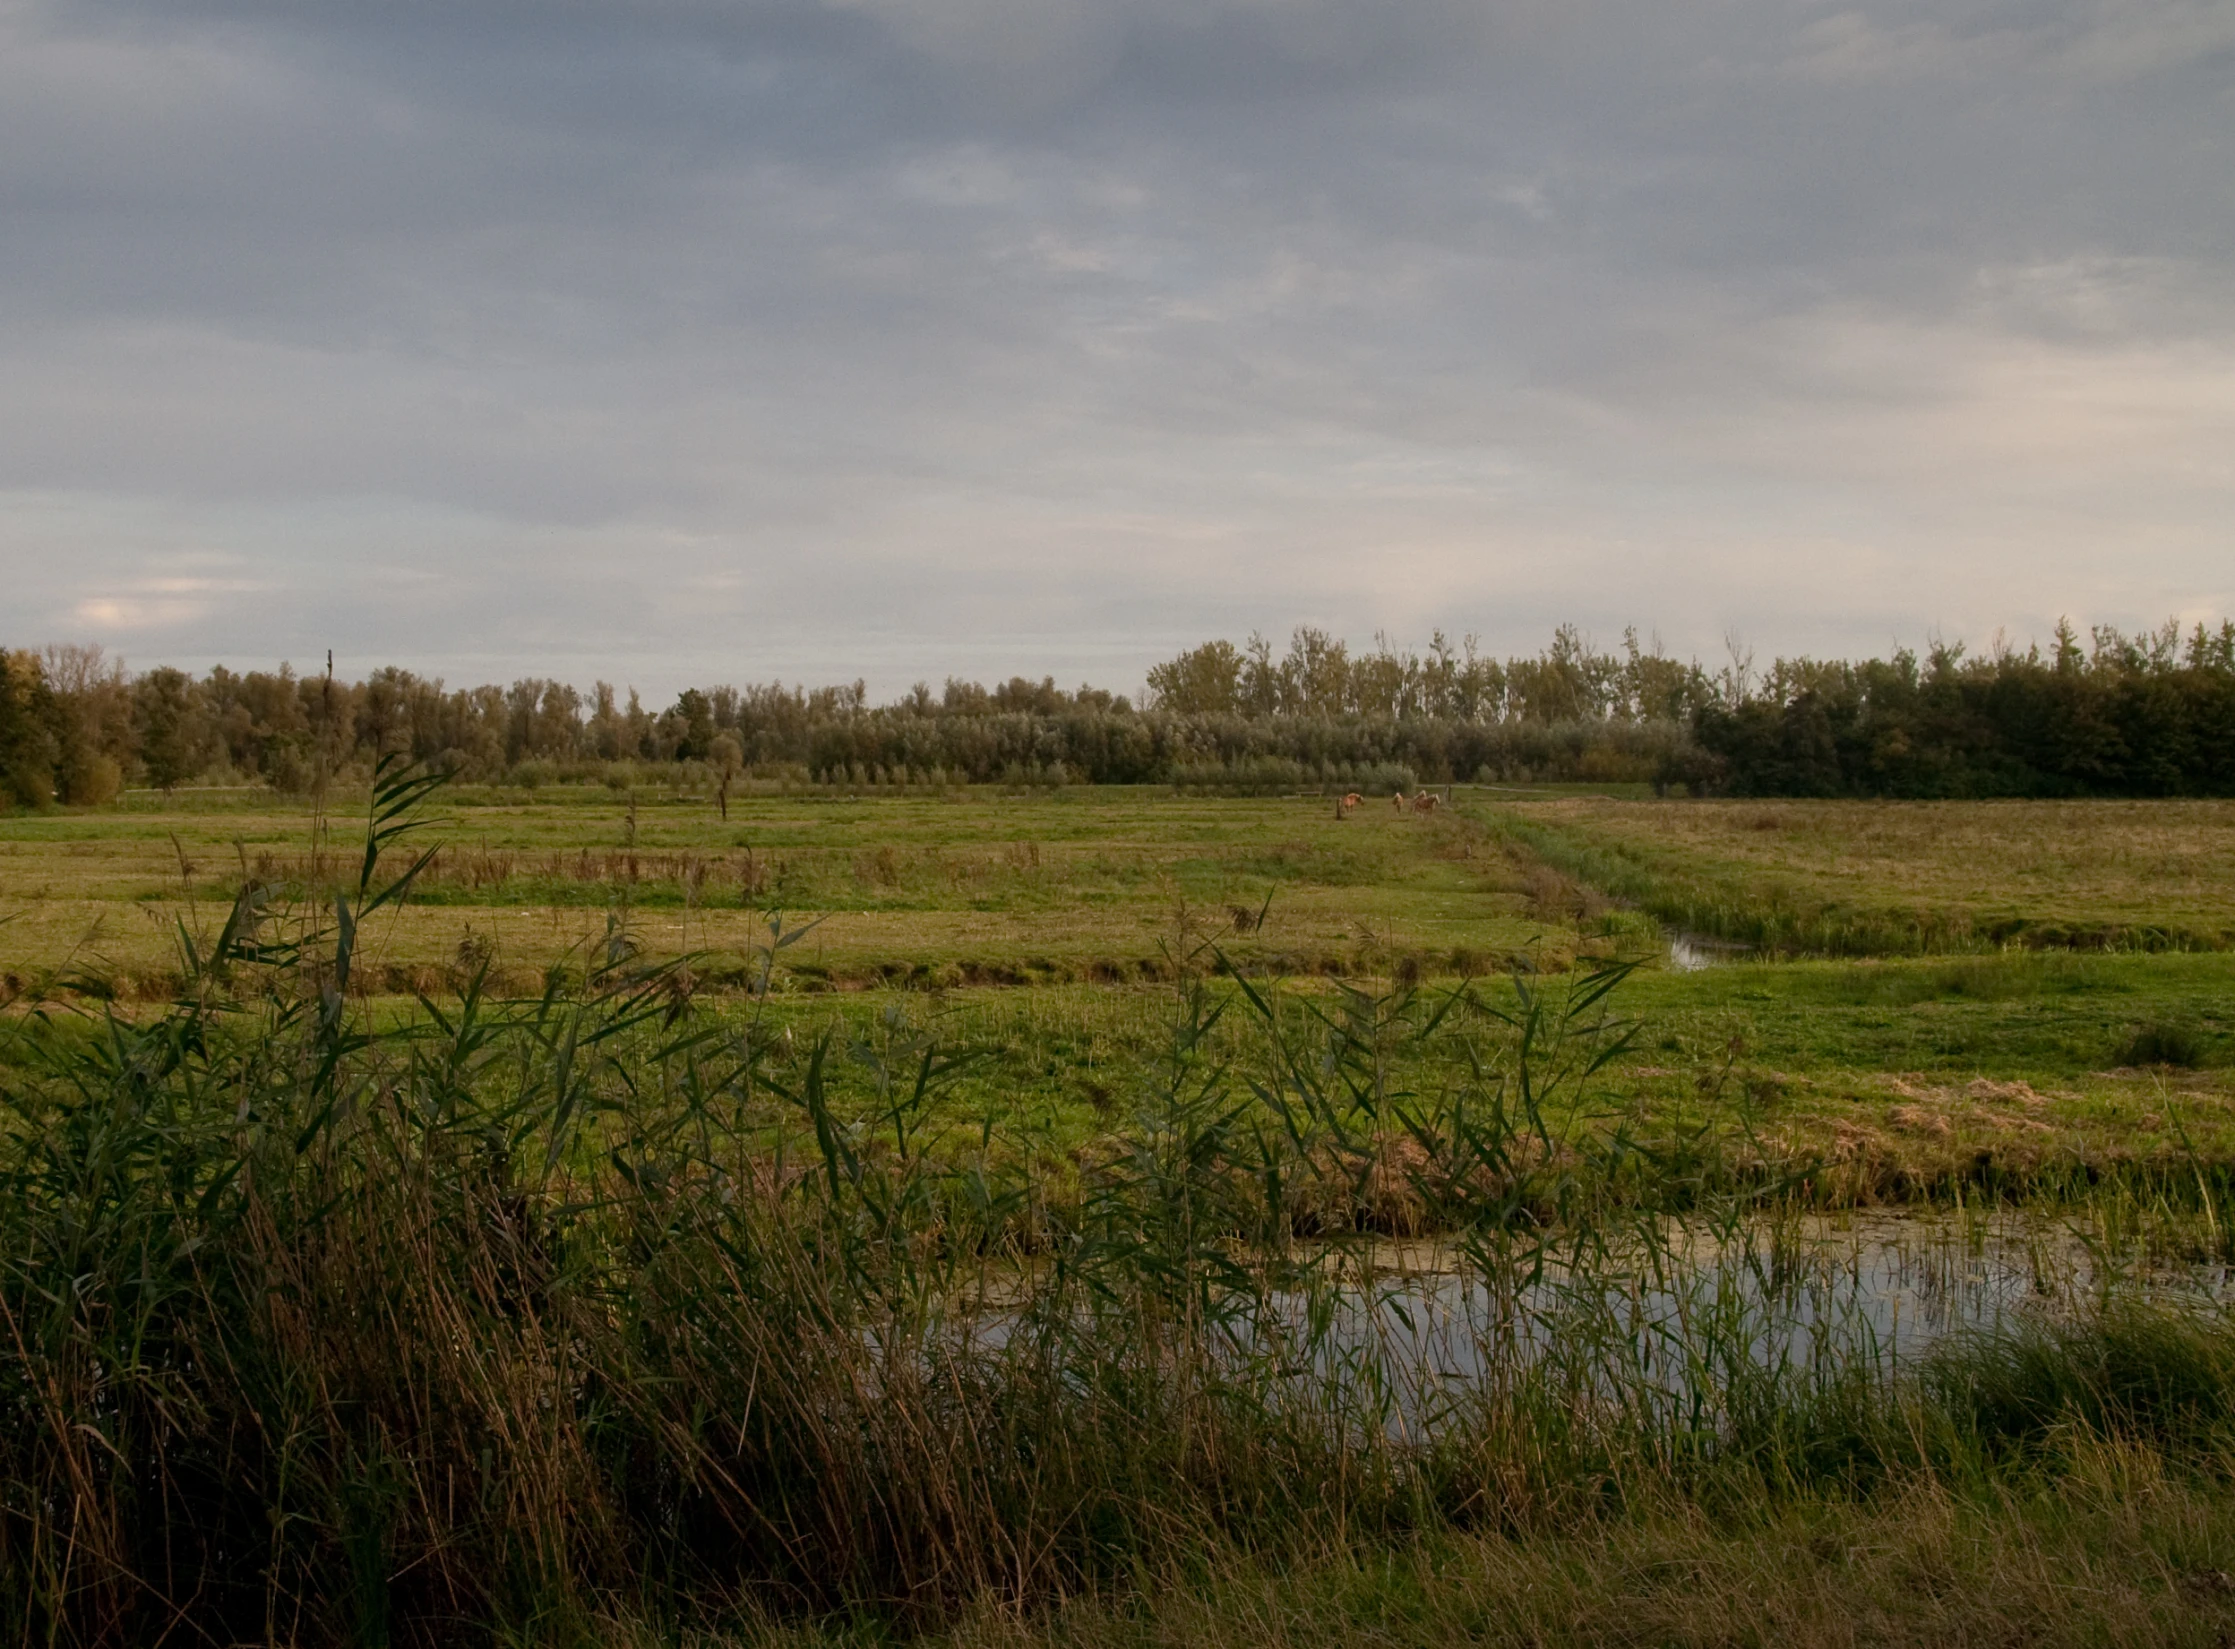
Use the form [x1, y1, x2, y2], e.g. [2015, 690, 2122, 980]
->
[0, 783, 1585, 993]
[1624, 952, 2235, 1081]
[598, 956, 2235, 1195]
[9, 784, 2235, 1199]
[1485, 796, 2235, 955]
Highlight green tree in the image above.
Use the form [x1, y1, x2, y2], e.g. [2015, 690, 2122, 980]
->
[0, 650, 59, 808]
[131, 667, 206, 791]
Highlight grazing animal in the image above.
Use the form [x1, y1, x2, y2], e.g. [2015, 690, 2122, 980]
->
[1339, 791, 1363, 815]
[1393, 791, 1407, 812]
[1410, 791, 1442, 814]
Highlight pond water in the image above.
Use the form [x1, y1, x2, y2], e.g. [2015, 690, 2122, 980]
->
[1353, 1211, 2218, 1356]
[946, 1210, 2233, 1432]
[1221, 1210, 2235, 1433]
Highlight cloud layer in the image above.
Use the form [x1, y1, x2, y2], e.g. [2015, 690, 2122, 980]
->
[4, 0, 2231, 693]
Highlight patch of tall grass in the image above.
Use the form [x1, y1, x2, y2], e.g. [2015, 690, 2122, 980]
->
[5, 766, 2234, 1643]
[893, 1474, 2235, 1648]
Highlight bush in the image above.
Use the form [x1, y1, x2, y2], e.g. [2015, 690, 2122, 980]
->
[58, 753, 122, 806]
[2119, 1021, 2205, 1068]
[1169, 756, 1308, 793]
[1347, 761, 1419, 796]
[263, 741, 316, 794]
[2, 760, 53, 809]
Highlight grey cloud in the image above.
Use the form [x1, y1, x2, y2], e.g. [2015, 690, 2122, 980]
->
[2, 0, 2231, 693]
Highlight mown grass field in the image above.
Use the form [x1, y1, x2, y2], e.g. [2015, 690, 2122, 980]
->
[0, 784, 1575, 994]
[5, 784, 2233, 1194]
[10, 786, 2234, 981]
[1495, 796, 2235, 954]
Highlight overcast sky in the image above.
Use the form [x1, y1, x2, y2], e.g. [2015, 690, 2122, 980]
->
[4, 0, 2231, 697]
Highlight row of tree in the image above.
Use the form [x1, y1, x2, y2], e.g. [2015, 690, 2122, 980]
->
[1143, 625, 1712, 722]
[1696, 621, 2235, 798]
[2, 621, 2230, 805]
[0, 636, 1692, 801]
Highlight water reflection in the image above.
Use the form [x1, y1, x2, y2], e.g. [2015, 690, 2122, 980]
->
[1224, 1211, 2235, 1427]
[947, 1211, 2234, 1437]
[1668, 931, 1746, 971]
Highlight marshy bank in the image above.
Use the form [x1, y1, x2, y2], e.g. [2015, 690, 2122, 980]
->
[8, 990, 2235, 1642]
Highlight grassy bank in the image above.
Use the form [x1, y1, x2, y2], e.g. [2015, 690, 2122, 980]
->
[11, 955, 2232, 1216]
[815, 1478, 2235, 1648]
[10, 953, 2235, 1644]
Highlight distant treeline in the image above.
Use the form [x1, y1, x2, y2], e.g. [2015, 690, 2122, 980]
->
[0, 627, 1701, 802]
[1697, 620, 2235, 798]
[2, 619, 2230, 804]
